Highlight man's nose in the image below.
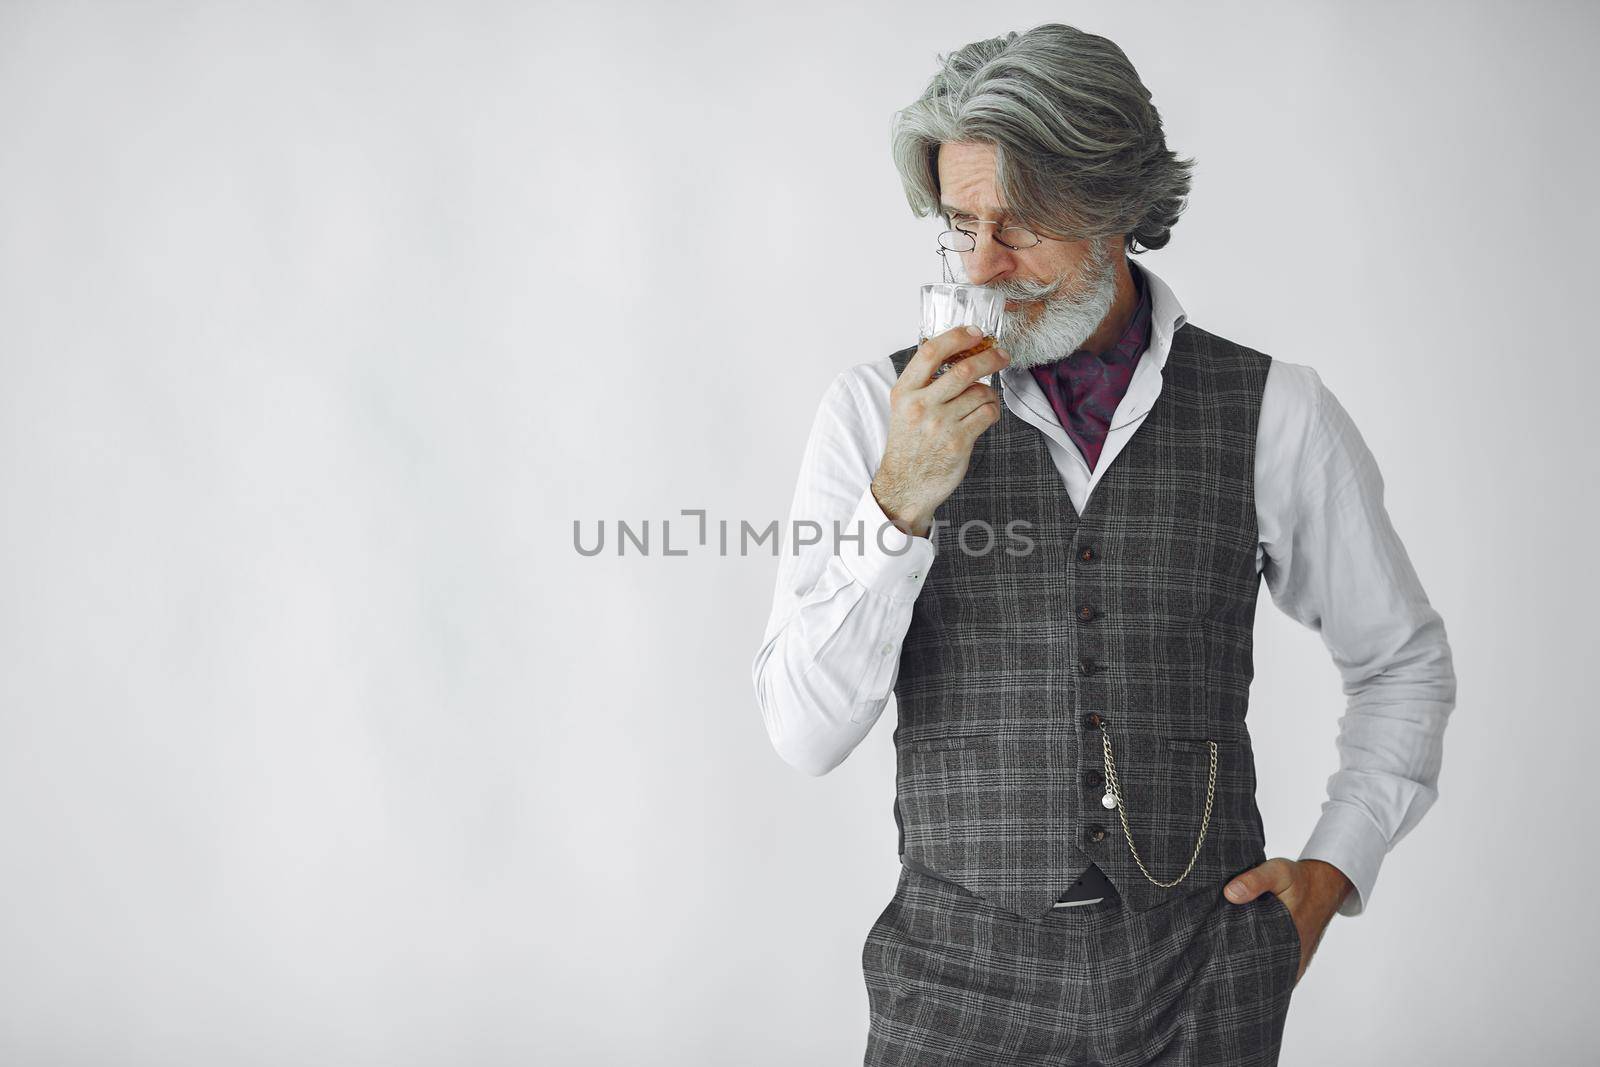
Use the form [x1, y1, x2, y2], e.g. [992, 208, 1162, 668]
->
[962, 233, 1015, 287]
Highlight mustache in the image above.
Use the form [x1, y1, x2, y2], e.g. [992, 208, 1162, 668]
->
[995, 278, 1064, 301]
[990, 244, 1111, 303]
[992, 264, 1087, 303]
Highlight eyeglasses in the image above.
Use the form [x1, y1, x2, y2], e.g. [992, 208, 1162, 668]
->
[936, 218, 1043, 254]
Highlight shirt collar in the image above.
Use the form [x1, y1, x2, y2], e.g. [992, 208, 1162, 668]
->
[1134, 258, 1187, 376]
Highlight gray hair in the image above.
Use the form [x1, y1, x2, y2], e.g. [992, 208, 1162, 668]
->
[890, 23, 1194, 254]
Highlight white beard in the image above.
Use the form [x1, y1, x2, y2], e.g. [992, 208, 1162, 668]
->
[949, 240, 1119, 371]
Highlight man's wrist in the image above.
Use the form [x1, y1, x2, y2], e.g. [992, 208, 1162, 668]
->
[839, 484, 936, 600]
[870, 480, 932, 539]
[1300, 858, 1355, 909]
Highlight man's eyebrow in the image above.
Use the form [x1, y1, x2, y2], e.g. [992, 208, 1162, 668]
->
[940, 204, 1013, 221]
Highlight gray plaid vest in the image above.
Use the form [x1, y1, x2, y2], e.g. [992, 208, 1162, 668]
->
[886, 322, 1274, 922]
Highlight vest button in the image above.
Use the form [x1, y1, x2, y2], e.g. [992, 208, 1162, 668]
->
[1083, 712, 1104, 729]
[1083, 769, 1104, 788]
[1079, 657, 1097, 675]
[1086, 826, 1107, 843]
[1078, 545, 1095, 562]
[1077, 604, 1095, 622]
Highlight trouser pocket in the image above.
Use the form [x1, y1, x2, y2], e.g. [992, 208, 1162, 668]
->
[1263, 890, 1302, 984]
[861, 869, 909, 981]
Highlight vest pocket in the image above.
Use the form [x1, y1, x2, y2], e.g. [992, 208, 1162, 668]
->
[897, 747, 951, 870]
[1160, 716, 1253, 748]
[1154, 727, 1263, 881]
[895, 737, 988, 874]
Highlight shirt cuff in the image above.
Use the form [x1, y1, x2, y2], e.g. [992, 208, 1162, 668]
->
[1299, 803, 1390, 919]
[836, 484, 936, 603]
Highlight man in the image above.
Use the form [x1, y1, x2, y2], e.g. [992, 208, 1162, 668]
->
[751, 22, 1455, 1066]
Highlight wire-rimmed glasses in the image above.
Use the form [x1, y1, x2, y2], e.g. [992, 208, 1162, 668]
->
[936, 220, 1043, 254]
[936, 219, 1045, 283]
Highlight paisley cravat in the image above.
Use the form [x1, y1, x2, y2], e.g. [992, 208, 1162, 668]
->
[1026, 263, 1153, 471]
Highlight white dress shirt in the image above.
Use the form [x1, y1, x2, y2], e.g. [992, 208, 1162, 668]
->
[751, 262, 1456, 918]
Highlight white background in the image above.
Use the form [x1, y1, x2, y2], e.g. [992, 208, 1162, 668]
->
[2, 2, 1595, 1064]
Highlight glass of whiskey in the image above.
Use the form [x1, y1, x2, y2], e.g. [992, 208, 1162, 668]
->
[920, 283, 1008, 385]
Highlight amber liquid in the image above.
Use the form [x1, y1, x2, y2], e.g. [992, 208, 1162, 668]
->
[929, 332, 999, 381]
[961, 334, 999, 358]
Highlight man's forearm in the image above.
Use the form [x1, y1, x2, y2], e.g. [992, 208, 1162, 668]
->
[1300, 611, 1456, 917]
[753, 485, 935, 775]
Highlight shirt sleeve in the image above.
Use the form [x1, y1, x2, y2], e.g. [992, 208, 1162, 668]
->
[1257, 363, 1458, 918]
[751, 367, 937, 776]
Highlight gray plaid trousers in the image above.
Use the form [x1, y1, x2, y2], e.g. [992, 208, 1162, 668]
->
[862, 864, 1300, 1066]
